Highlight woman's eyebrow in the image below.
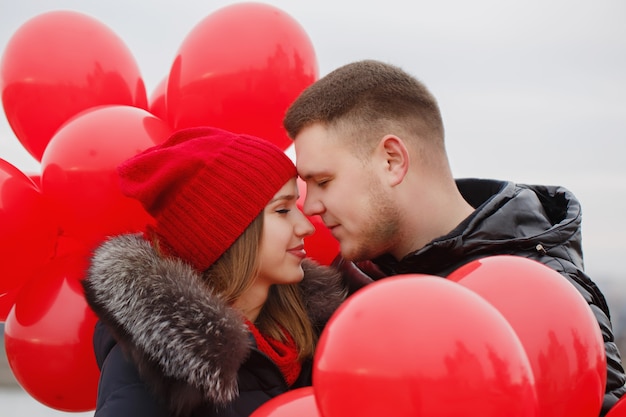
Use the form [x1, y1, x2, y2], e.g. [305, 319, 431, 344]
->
[269, 194, 297, 203]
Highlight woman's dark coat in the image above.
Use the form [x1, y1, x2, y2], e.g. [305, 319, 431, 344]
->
[83, 233, 346, 417]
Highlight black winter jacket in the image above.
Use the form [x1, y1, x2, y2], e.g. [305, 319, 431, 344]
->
[336, 178, 626, 416]
[83, 233, 346, 417]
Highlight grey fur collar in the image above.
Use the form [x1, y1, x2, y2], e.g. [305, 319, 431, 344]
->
[83, 233, 345, 415]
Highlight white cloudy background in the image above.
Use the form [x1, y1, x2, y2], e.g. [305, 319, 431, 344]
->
[1, 1, 625, 278]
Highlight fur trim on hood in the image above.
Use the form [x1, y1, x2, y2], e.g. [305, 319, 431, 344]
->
[82, 233, 345, 415]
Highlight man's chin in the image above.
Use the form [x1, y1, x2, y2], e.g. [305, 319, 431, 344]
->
[340, 245, 365, 263]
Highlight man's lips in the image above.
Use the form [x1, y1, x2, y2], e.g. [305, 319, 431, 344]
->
[323, 220, 338, 231]
[325, 223, 340, 238]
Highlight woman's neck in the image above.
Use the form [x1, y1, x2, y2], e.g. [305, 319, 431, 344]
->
[233, 283, 270, 322]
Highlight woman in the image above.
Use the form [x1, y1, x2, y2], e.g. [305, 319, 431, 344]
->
[82, 126, 346, 417]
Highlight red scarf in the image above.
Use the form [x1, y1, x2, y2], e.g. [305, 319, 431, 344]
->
[245, 320, 301, 386]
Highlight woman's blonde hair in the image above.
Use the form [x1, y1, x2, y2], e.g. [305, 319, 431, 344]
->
[202, 213, 316, 360]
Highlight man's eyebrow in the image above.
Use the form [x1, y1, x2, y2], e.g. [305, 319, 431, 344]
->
[298, 170, 327, 181]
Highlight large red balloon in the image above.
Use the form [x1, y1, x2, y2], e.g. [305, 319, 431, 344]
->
[4, 249, 99, 412]
[166, 2, 318, 150]
[314, 275, 539, 417]
[448, 255, 606, 417]
[250, 387, 321, 417]
[40, 105, 172, 250]
[296, 178, 339, 265]
[0, 10, 148, 161]
[0, 159, 58, 294]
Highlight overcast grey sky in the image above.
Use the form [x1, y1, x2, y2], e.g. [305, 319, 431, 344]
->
[1, 0, 625, 281]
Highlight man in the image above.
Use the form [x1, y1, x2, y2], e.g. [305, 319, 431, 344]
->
[283, 59, 625, 415]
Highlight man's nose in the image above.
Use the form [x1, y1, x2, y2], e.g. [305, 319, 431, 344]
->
[302, 192, 324, 217]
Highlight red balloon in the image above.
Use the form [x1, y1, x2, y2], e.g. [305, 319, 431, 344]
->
[0, 159, 58, 294]
[4, 249, 99, 412]
[448, 255, 606, 417]
[296, 178, 339, 265]
[166, 2, 318, 150]
[0, 10, 148, 161]
[250, 387, 321, 417]
[314, 275, 539, 417]
[0, 288, 20, 322]
[607, 395, 626, 417]
[40, 105, 172, 250]
[148, 77, 168, 122]
[26, 171, 41, 187]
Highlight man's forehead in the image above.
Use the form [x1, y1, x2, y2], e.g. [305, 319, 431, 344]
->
[294, 124, 351, 174]
[294, 132, 328, 160]
[295, 151, 332, 179]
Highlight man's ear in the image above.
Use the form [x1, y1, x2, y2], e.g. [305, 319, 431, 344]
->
[377, 135, 409, 186]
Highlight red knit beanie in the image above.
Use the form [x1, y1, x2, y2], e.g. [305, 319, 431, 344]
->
[117, 126, 297, 272]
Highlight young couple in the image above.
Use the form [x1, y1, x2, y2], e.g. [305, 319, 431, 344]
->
[83, 60, 625, 417]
